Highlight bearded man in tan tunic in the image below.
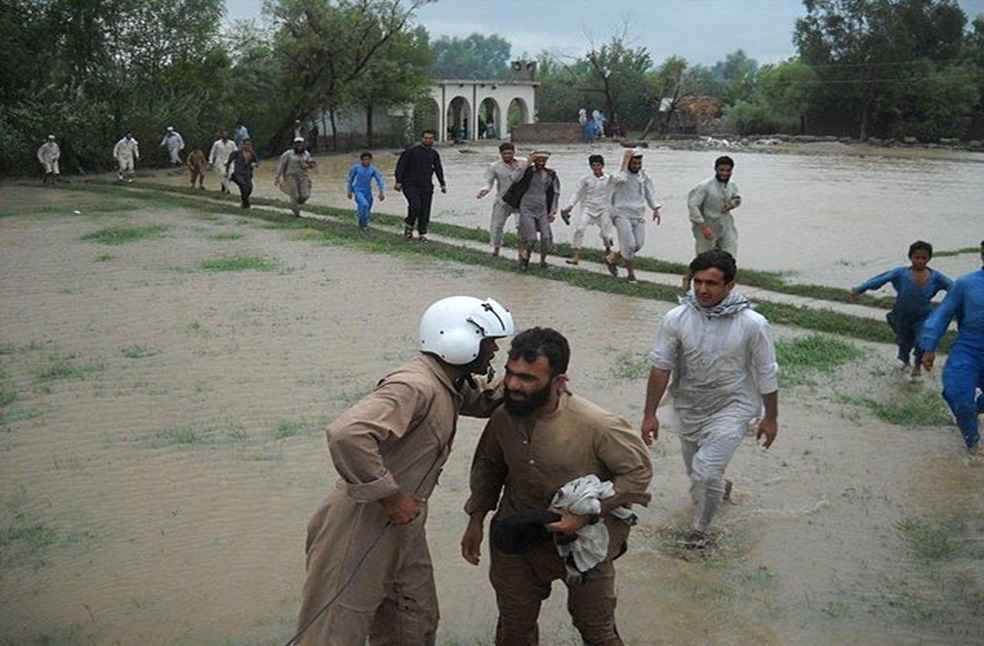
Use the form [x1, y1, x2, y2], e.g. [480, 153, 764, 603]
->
[295, 296, 515, 646]
[461, 327, 652, 646]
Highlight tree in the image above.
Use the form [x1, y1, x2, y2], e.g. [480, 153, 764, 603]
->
[263, 0, 431, 150]
[429, 33, 511, 79]
[582, 30, 653, 131]
[711, 49, 760, 104]
[640, 56, 718, 137]
[345, 25, 433, 147]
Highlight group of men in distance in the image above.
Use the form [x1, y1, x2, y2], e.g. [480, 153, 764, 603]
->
[474, 140, 741, 280]
[295, 248, 781, 646]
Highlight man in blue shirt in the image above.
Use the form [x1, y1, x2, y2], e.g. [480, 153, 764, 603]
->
[920, 241, 984, 456]
[347, 152, 385, 232]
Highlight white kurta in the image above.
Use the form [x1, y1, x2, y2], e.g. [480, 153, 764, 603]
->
[37, 142, 60, 174]
[209, 139, 238, 189]
[611, 169, 660, 259]
[160, 132, 185, 163]
[687, 176, 741, 256]
[566, 172, 614, 249]
[113, 138, 139, 172]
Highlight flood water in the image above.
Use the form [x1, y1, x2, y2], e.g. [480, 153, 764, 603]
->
[152, 141, 984, 289]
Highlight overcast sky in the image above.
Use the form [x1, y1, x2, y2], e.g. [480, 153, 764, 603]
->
[227, 0, 984, 66]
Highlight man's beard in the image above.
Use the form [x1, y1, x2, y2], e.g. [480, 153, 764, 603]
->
[716, 173, 730, 183]
[504, 383, 552, 417]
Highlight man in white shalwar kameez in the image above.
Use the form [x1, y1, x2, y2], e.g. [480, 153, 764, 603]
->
[37, 135, 61, 184]
[113, 132, 139, 182]
[209, 131, 238, 194]
[160, 126, 185, 165]
[608, 148, 661, 282]
[476, 141, 526, 257]
[560, 154, 614, 267]
[641, 249, 779, 549]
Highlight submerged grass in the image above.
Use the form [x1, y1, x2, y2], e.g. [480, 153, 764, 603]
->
[34, 353, 104, 383]
[147, 421, 248, 448]
[80, 224, 168, 245]
[775, 334, 865, 386]
[611, 352, 652, 381]
[896, 518, 961, 560]
[120, 344, 160, 359]
[61, 182, 958, 350]
[860, 390, 953, 426]
[200, 256, 276, 272]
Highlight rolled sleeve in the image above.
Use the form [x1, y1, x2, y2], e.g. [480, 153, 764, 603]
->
[328, 381, 424, 503]
[647, 315, 678, 372]
[751, 321, 779, 394]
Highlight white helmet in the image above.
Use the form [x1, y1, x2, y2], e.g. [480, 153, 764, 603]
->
[419, 296, 514, 365]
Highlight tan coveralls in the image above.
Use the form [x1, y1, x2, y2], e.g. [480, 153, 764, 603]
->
[277, 149, 313, 215]
[687, 176, 741, 257]
[466, 393, 653, 646]
[186, 150, 208, 188]
[298, 355, 502, 646]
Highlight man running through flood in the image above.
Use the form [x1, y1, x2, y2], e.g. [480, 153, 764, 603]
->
[920, 241, 984, 457]
[37, 134, 61, 185]
[608, 148, 661, 282]
[477, 142, 527, 257]
[560, 154, 614, 267]
[275, 136, 316, 217]
[347, 151, 385, 232]
[849, 241, 952, 379]
[642, 250, 779, 549]
[502, 151, 560, 271]
[209, 130, 238, 194]
[684, 155, 741, 290]
[113, 131, 139, 183]
[394, 129, 446, 242]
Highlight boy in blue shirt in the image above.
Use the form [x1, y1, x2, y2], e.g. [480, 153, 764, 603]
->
[347, 152, 385, 232]
[849, 241, 953, 379]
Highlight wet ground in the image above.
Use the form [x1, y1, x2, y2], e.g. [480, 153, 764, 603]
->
[142, 142, 984, 290]
[1, 186, 982, 645]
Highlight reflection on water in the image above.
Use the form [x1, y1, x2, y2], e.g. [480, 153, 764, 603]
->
[148, 143, 984, 288]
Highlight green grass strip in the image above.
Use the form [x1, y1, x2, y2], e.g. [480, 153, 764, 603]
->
[83, 179, 898, 310]
[80, 224, 168, 245]
[934, 246, 980, 258]
[59, 183, 956, 350]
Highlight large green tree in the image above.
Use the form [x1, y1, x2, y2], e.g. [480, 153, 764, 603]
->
[429, 33, 511, 79]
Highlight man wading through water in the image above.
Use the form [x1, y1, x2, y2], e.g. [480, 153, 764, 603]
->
[477, 142, 527, 257]
[502, 150, 560, 271]
[608, 148, 661, 282]
[684, 156, 741, 290]
[395, 129, 446, 242]
[276, 136, 316, 217]
[642, 250, 779, 549]
[296, 296, 514, 646]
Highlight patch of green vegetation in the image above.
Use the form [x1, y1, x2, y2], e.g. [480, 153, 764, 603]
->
[95, 253, 114, 262]
[147, 421, 248, 448]
[120, 344, 160, 359]
[0, 382, 16, 407]
[273, 420, 307, 440]
[775, 334, 865, 386]
[849, 390, 953, 426]
[200, 256, 276, 272]
[0, 489, 88, 568]
[34, 353, 104, 383]
[897, 518, 960, 560]
[210, 231, 243, 240]
[0, 343, 16, 355]
[0, 407, 41, 427]
[0, 211, 17, 219]
[80, 224, 168, 245]
[934, 246, 980, 258]
[65, 182, 960, 349]
[611, 351, 651, 381]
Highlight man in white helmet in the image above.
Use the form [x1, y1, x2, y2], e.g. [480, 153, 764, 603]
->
[37, 135, 61, 185]
[297, 296, 514, 646]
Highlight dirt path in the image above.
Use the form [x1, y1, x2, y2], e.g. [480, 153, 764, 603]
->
[1, 187, 981, 645]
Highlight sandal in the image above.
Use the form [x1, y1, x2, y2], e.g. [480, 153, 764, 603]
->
[404, 225, 414, 240]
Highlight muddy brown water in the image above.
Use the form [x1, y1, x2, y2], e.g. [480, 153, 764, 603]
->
[143, 143, 984, 291]
[1, 186, 982, 645]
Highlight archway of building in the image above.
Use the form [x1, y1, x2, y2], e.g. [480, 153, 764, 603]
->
[446, 96, 472, 142]
[478, 98, 502, 139]
[507, 97, 531, 132]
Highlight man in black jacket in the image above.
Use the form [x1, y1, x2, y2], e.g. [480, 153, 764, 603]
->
[395, 130, 447, 241]
[502, 151, 559, 270]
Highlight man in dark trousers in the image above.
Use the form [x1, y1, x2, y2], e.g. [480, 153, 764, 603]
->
[395, 129, 447, 242]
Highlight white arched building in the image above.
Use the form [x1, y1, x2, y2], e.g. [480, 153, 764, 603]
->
[423, 79, 538, 142]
